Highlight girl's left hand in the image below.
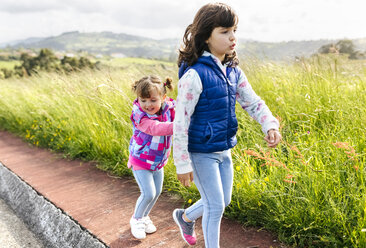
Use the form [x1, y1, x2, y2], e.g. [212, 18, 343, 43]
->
[264, 129, 281, 148]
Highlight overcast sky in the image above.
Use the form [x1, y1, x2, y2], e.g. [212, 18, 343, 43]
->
[0, 0, 365, 44]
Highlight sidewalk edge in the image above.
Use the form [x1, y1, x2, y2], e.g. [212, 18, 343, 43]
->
[0, 162, 108, 248]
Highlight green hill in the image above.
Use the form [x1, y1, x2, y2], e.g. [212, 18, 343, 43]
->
[10, 31, 366, 61]
[13, 31, 179, 61]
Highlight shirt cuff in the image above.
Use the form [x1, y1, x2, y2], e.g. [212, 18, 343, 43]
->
[262, 121, 280, 134]
[175, 162, 193, 174]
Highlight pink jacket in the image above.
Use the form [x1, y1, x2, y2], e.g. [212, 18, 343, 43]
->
[128, 98, 175, 171]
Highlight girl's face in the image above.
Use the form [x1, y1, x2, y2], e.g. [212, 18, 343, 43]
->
[206, 26, 237, 62]
[138, 89, 165, 115]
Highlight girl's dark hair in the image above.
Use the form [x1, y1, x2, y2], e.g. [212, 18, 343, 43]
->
[178, 2, 239, 67]
[132, 75, 173, 98]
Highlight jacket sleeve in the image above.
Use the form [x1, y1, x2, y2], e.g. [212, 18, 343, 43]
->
[173, 69, 202, 174]
[235, 68, 279, 134]
[135, 117, 173, 136]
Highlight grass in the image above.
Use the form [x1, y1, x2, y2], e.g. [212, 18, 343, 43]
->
[0, 60, 21, 70]
[0, 55, 366, 247]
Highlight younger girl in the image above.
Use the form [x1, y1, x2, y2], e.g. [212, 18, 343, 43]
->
[129, 75, 175, 239]
[173, 3, 281, 247]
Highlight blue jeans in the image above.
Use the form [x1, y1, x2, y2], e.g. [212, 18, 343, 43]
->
[132, 168, 164, 219]
[185, 150, 233, 248]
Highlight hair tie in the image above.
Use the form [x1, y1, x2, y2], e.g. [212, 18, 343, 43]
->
[164, 82, 167, 86]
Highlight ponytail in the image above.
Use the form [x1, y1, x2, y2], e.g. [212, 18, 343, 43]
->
[163, 77, 174, 92]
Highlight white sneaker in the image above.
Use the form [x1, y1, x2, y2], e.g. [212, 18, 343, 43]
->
[143, 216, 157, 234]
[130, 217, 146, 239]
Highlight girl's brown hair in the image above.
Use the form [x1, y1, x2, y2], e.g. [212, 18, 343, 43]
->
[178, 2, 239, 67]
[132, 75, 173, 98]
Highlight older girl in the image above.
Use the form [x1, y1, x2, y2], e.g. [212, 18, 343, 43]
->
[172, 3, 281, 247]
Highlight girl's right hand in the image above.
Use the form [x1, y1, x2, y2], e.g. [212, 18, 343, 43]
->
[177, 172, 194, 187]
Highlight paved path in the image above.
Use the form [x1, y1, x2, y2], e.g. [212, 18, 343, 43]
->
[0, 198, 44, 248]
[0, 131, 282, 248]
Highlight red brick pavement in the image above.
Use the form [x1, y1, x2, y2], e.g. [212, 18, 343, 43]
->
[0, 131, 282, 248]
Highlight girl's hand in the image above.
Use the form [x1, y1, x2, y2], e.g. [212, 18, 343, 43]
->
[177, 172, 194, 187]
[264, 129, 281, 148]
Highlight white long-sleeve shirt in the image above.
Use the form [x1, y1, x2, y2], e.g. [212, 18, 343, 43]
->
[173, 52, 279, 174]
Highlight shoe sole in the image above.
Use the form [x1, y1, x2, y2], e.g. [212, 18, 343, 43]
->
[172, 209, 195, 246]
[130, 231, 146, 240]
[145, 227, 157, 234]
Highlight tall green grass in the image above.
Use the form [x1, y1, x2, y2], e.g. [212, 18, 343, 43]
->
[0, 55, 365, 247]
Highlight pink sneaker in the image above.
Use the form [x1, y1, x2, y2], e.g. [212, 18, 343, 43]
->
[173, 209, 197, 246]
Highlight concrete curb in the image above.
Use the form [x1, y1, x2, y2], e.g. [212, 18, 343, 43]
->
[0, 162, 108, 248]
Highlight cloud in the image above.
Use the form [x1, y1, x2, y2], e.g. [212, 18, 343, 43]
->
[0, 0, 65, 13]
[0, 0, 365, 44]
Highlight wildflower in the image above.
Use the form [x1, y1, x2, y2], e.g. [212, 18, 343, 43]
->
[244, 149, 261, 157]
[235, 165, 241, 171]
[332, 142, 357, 160]
[188, 199, 192, 204]
[289, 144, 308, 165]
[264, 177, 269, 182]
[283, 179, 296, 184]
[244, 148, 288, 170]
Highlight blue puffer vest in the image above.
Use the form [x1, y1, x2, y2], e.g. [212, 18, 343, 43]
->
[179, 55, 241, 153]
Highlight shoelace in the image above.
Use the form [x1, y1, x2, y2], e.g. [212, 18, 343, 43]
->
[180, 215, 193, 234]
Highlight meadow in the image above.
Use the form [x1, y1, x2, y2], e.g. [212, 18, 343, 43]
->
[0, 60, 20, 70]
[0, 56, 365, 247]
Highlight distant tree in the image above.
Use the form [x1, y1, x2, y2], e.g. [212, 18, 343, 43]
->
[19, 53, 35, 76]
[61, 56, 79, 72]
[61, 56, 95, 72]
[0, 68, 13, 79]
[318, 39, 362, 59]
[78, 56, 94, 69]
[318, 43, 339, 54]
[2, 48, 97, 79]
[36, 48, 59, 72]
[336, 39, 356, 55]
